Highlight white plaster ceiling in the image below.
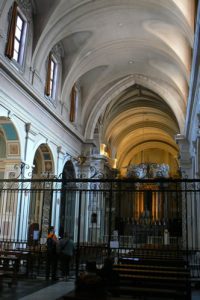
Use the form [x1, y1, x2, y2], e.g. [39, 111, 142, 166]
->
[31, 0, 194, 171]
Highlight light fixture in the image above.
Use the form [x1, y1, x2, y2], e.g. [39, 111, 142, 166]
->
[129, 60, 134, 64]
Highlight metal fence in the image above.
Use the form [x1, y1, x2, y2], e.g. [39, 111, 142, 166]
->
[0, 178, 200, 279]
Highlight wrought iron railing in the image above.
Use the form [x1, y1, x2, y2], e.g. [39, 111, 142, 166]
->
[0, 178, 199, 279]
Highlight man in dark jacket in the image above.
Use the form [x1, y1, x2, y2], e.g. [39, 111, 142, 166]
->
[46, 226, 58, 280]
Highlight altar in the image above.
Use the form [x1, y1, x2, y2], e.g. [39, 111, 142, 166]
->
[126, 163, 170, 223]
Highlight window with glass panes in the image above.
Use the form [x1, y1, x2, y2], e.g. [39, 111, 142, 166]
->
[13, 14, 25, 63]
[50, 58, 57, 98]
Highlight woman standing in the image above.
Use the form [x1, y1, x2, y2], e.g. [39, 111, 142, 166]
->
[59, 232, 75, 280]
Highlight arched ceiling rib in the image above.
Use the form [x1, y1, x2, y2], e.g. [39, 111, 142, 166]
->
[30, 0, 194, 175]
[118, 133, 179, 167]
[98, 86, 179, 167]
[84, 75, 185, 140]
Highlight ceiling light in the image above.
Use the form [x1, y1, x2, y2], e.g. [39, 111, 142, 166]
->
[129, 60, 134, 64]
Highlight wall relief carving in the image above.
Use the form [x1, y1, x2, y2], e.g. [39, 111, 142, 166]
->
[127, 163, 169, 179]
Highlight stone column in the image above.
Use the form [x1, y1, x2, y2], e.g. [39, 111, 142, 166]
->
[175, 134, 192, 249]
[191, 135, 200, 249]
[51, 146, 65, 235]
[15, 123, 36, 244]
[175, 134, 192, 178]
[195, 129, 200, 178]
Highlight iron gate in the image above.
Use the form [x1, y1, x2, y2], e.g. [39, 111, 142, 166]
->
[0, 178, 200, 278]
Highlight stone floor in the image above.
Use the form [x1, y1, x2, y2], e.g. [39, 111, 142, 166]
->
[0, 277, 200, 300]
[0, 277, 75, 300]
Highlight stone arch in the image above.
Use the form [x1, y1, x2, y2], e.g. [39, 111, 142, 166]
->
[32, 143, 54, 177]
[0, 118, 21, 179]
[0, 117, 21, 241]
[28, 144, 55, 245]
[84, 75, 185, 140]
[62, 160, 76, 180]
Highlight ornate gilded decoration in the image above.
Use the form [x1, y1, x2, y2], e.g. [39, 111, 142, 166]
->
[127, 163, 169, 179]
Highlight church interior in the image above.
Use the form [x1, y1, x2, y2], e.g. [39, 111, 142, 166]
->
[0, 0, 200, 299]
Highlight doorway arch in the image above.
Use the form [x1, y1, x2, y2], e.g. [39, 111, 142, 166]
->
[0, 118, 21, 241]
[0, 118, 21, 179]
[28, 144, 54, 244]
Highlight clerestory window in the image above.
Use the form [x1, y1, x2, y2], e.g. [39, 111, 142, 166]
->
[5, 2, 27, 65]
[69, 84, 78, 122]
[13, 14, 26, 63]
[45, 53, 58, 99]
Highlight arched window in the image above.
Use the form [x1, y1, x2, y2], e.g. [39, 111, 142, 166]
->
[45, 52, 58, 99]
[69, 84, 78, 122]
[45, 43, 63, 102]
[5, 1, 27, 65]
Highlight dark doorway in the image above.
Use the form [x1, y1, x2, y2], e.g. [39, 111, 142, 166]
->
[60, 161, 76, 238]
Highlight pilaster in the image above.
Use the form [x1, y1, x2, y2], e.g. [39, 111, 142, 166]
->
[175, 134, 192, 178]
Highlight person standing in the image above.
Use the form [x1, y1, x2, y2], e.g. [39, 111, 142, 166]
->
[59, 232, 75, 280]
[46, 226, 58, 280]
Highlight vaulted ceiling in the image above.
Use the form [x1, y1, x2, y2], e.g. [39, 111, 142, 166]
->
[31, 0, 195, 174]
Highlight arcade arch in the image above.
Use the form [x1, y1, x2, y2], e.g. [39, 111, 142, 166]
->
[28, 144, 55, 244]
